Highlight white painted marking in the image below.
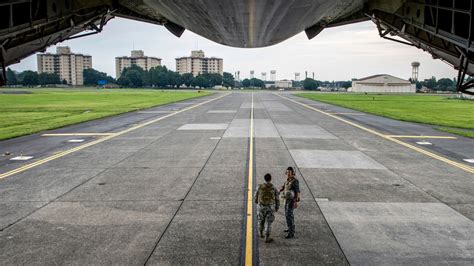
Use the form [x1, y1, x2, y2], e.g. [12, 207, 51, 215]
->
[316, 198, 329, 202]
[210, 137, 222, 140]
[463, 159, 474, 164]
[178, 123, 228, 130]
[290, 150, 386, 169]
[207, 110, 237, 114]
[416, 141, 432, 145]
[68, 139, 85, 143]
[10, 156, 33, 161]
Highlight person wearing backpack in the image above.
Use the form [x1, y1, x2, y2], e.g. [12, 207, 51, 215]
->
[255, 173, 280, 243]
[280, 166, 300, 239]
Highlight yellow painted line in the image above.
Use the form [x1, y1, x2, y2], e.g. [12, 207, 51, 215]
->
[386, 135, 457, 139]
[276, 93, 474, 174]
[0, 93, 229, 180]
[245, 92, 254, 266]
[41, 133, 115, 137]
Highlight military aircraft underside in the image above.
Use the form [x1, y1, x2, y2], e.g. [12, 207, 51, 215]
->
[0, 0, 472, 94]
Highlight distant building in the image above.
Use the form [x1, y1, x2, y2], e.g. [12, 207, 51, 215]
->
[274, 80, 292, 88]
[37, 46, 92, 85]
[350, 74, 416, 93]
[176, 50, 223, 76]
[115, 50, 161, 78]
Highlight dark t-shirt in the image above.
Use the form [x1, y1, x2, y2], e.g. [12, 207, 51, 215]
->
[285, 178, 300, 193]
[290, 178, 300, 193]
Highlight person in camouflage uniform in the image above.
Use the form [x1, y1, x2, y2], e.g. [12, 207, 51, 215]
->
[280, 166, 300, 239]
[255, 173, 280, 243]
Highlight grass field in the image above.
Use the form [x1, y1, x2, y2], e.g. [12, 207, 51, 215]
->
[297, 93, 474, 138]
[0, 88, 211, 140]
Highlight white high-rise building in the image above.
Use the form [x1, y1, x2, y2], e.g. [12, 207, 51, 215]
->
[37, 46, 92, 85]
[176, 50, 223, 76]
[115, 50, 161, 78]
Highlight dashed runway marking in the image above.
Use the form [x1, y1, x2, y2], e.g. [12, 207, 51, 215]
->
[416, 141, 432, 145]
[10, 156, 33, 161]
[67, 139, 85, 143]
[207, 110, 237, 113]
[42, 133, 114, 136]
[177, 123, 228, 130]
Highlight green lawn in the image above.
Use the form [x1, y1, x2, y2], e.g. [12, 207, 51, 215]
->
[0, 88, 211, 140]
[296, 93, 474, 138]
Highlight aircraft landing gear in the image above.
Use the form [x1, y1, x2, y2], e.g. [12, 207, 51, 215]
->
[456, 53, 474, 96]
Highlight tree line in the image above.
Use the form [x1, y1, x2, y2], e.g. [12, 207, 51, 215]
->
[5, 68, 65, 86]
[116, 65, 235, 88]
[4, 66, 462, 91]
[3, 66, 236, 88]
[413, 77, 458, 91]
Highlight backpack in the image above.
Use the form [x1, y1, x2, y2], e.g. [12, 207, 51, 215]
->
[258, 183, 275, 205]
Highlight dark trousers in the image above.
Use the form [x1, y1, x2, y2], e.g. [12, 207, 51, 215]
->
[285, 200, 295, 234]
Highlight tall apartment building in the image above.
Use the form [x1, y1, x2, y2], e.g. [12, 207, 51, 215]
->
[115, 50, 161, 78]
[37, 46, 92, 85]
[176, 50, 223, 76]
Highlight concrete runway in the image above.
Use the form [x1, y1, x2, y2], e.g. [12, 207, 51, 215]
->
[0, 92, 473, 265]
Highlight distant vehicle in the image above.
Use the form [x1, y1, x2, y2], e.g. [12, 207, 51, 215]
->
[278, 89, 284, 91]
[0, 1, 472, 94]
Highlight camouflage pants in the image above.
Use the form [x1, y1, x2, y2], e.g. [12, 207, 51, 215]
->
[285, 200, 295, 234]
[257, 204, 275, 236]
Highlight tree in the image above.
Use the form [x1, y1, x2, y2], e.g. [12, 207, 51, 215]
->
[436, 78, 455, 91]
[423, 77, 437, 89]
[242, 78, 250, 87]
[181, 73, 194, 87]
[21, 71, 38, 86]
[241, 78, 265, 88]
[303, 78, 319, 90]
[341, 80, 352, 89]
[118, 65, 145, 87]
[6, 68, 17, 85]
[223, 72, 235, 88]
[38, 72, 61, 85]
[169, 71, 182, 87]
[83, 68, 115, 86]
[191, 74, 210, 88]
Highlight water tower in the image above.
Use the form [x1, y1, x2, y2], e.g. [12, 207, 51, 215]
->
[250, 70, 255, 79]
[270, 70, 276, 81]
[295, 72, 300, 81]
[261, 72, 267, 81]
[411, 62, 420, 82]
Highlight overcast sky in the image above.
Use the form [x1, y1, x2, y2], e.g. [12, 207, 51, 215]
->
[10, 18, 457, 81]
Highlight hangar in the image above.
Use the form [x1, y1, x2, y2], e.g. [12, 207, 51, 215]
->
[350, 74, 416, 93]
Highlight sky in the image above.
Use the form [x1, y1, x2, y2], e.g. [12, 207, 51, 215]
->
[10, 18, 457, 81]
